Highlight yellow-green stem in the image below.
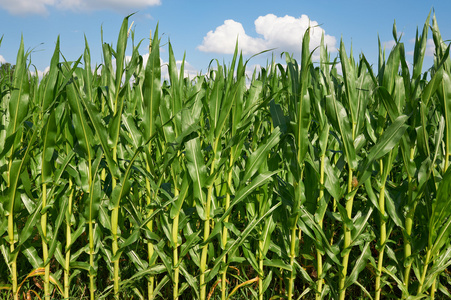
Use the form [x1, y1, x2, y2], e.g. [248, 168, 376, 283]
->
[111, 141, 120, 298]
[147, 242, 155, 299]
[403, 200, 415, 288]
[287, 216, 298, 299]
[316, 154, 325, 300]
[288, 167, 304, 300]
[64, 180, 73, 300]
[375, 180, 387, 300]
[42, 183, 50, 299]
[172, 186, 180, 300]
[430, 279, 436, 299]
[221, 166, 233, 300]
[200, 149, 217, 300]
[145, 161, 155, 300]
[259, 238, 264, 300]
[200, 186, 213, 300]
[338, 167, 354, 300]
[89, 220, 95, 300]
[330, 143, 340, 245]
[10, 240, 17, 300]
[417, 248, 432, 295]
[111, 174, 119, 297]
[403, 147, 416, 291]
[7, 160, 18, 300]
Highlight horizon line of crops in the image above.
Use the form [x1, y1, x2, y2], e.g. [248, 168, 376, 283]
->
[1, 11, 451, 300]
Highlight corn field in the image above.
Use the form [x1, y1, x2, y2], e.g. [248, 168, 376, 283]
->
[1, 12, 451, 300]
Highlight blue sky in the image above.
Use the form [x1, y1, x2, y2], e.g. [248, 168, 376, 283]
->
[0, 0, 450, 78]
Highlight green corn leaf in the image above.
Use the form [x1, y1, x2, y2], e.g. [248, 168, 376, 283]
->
[7, 126, 38, 240]
[378, 86, 401, 121]
[339, 39, 358, 125]
[422, 68, 443, 107]
[185, 136, 207, 211]
[17, 198, 42, 248]
[170, 173, 190, 219]
[432, 12, 451, 70]
[22, 246, 44, 269]
[298, 206, 341, 265]
[154, 240, 173, 281]
[423, 246, 451, 291]
[45, 194, 69, 266]
[41, 111, 57, 183]
[7, 36, 30, 141]
[114, 15, 130, 94]
[210, 202, 282, 275]
[344, 241, 371, 289]
[121, 112, 143, 149]
[385, 188, 404, 228]
[208, 64, 224, 138]
[263, 258, 292, 271]
[269, 99, 288, 133]
[289, 32, 311, 164]
[349, 208, 374, 247]
[179, 231, 202, 259]
[40, 36, 60, 113]
[261, 214, 276, 257]
[111, 230, 140, 262]
[430, 167, 451, 251]
[323, 155, 342, 200]
[219, 171, 278, 224]
[83, 148, 102, 221]
[412, 13, 430, 81]
[81, 100, 120, 179]
[109, 145, 141, 214]
[358, 114, 409, 184]
[325, 94, 357, 170]
[66, 79, 94, 161]
[142, 25, 161, 139]
[382, 43, 401, 93]
[70, 262, 91, 272]
[242, 127, 280, 183]
[215, 63, 244, 140]
[242, 245, 260, 275]
[437, 71, 451, 160]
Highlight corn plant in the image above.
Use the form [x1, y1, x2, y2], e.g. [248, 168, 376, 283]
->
[2, 12, 451, 300]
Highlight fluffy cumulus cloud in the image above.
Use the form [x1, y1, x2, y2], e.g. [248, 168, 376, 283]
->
[161, 60, 198, 80]
[0, 0, 161, 15]
[0, 54, 6, 64]
[0, 0, 51, 15]
[198, 14, 337, 57]
[29, 66, 50, 79]
[425, 38, 435, 57]
[125, 53, 198, 81]
[382, 40, 397, 50]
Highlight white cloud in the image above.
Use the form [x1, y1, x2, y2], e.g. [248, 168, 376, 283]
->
[382, 40, 396, 50]
[245, 64, 262, 79]
[125, 53, 199, 81]
[0, 54, 5, 64]
[0, 0, 161, 15]
[334, 62, 343, 76]
[198, 19, 265, 55]
[29, 66, 50, 79]
[161, 60, 198, 80]
[0, 0, 51, 15]
[426, 38, 435, 57]
[198, 14, 337, 58]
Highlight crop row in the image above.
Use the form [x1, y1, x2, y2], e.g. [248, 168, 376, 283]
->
[1, 12, 451, 300]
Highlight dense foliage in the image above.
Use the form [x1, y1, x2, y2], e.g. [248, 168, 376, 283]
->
[1, 13, 451, 300]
